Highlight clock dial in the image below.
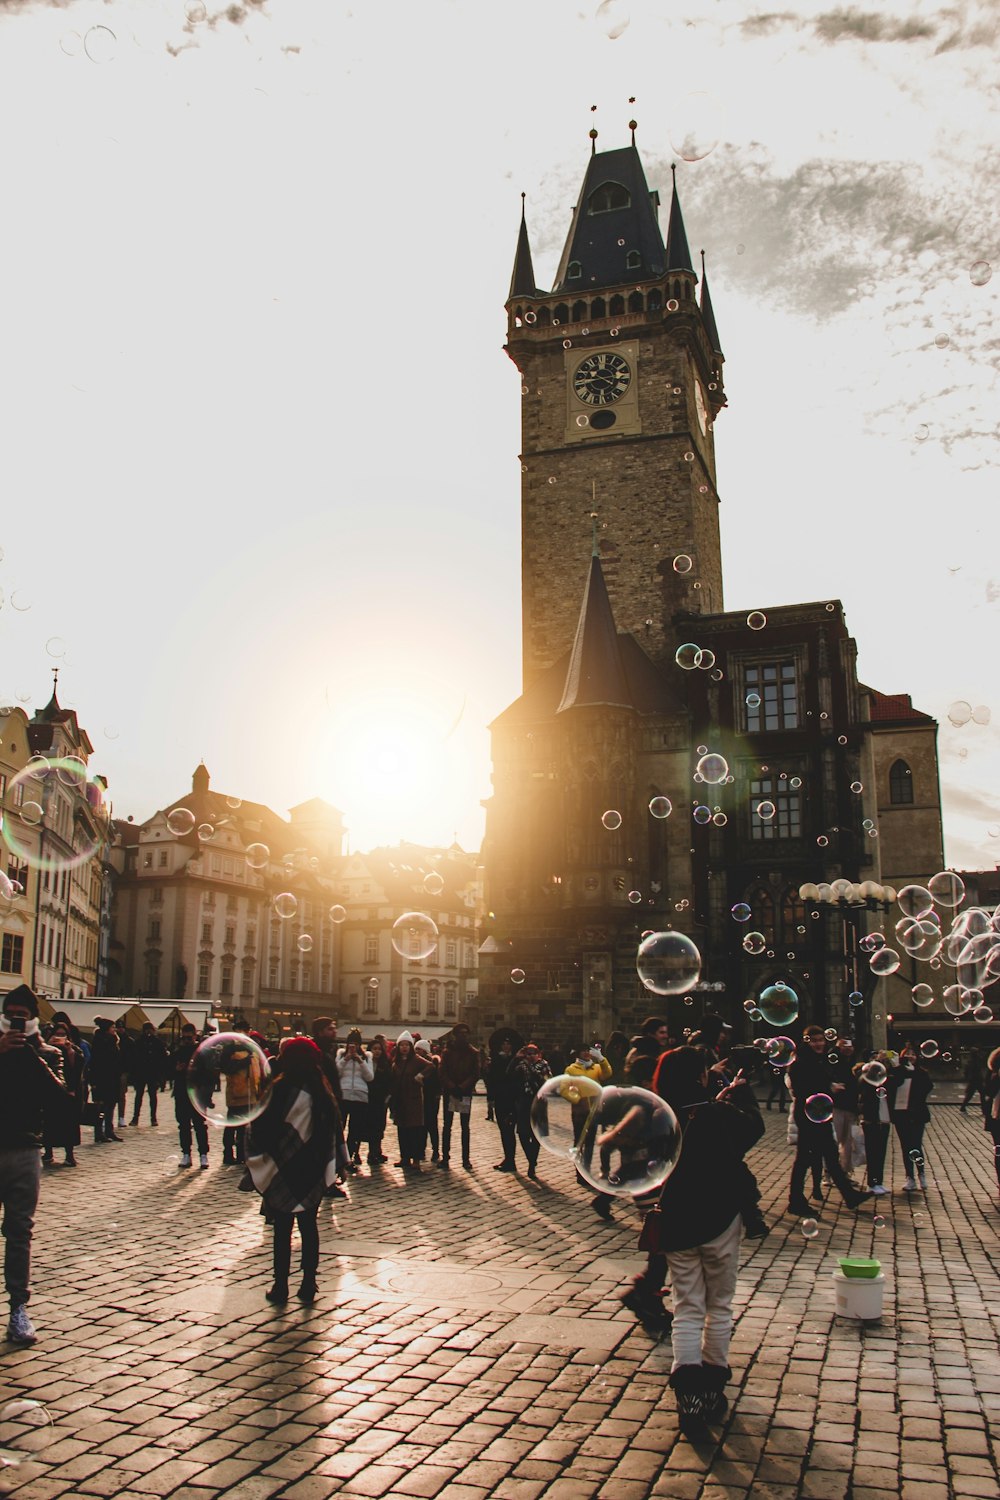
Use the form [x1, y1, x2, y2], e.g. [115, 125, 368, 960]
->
[695, 379, 708, 435]
[572, 352, 632, 406]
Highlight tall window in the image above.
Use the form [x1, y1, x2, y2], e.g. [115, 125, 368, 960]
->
[889, 759, 913, 805]
[749, 777, 801, 840]
[148, 920, 160, 941]
[444, 986, 457, 1016]
[427, 985, 439, 1016]
[364, 934, 379, 965]
[202, 922, 212, 944]
[445, 940, 456, 967]
[363, 986, 378, 1014]
[146, 961, 160, 995]
[744, 661, 798, 731]
[221, 967, 233, 996]
[746, 888, 776, 947]
[240, 968, 253, 999]
[781, 888, 808, 947]
[408, 984, 420, 1015]
[197, 962, 211, 995]
[1, 934, 23, 974]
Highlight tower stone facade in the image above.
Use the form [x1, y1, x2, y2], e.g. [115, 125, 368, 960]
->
[481, 137, 947, 1053]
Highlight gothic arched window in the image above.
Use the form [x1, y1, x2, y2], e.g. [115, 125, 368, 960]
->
[889, 759, 913, 804]
[587, 181, 630, 214]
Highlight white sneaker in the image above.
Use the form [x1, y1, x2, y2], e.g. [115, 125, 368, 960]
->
[903, 1177, 916, 1191]
[871, 1184, 888, 1196]
[199, 1154, 209, 1170]
[179, 1153, 192, 1168]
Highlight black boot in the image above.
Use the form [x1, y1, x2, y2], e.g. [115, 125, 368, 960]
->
[670, 1364, 707, 1438]
[269, 1226, 291, 1304]
[702, 1363, 731, 1424]
[620, 1278, 672, 1336]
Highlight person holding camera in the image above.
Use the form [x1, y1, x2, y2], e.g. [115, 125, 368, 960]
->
[336, 1028, 374, 1168]
[0, 984, 68, 1346]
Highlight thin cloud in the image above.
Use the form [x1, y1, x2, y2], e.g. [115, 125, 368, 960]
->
[814, 10, 936, 44]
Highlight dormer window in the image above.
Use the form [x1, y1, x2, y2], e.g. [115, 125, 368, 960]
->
[587, 181, 630, 214]
[567, 260, 582, 280]
[626, 250, 641, 270]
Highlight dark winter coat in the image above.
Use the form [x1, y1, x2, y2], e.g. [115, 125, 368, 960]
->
[87, 1028, 122, 1097]
[439, 1041, 480, 1100]
[888, 1063, 933, 1125]
[43, 1041, 84, 1149]
[0, 1035, 67, 1148]
[247, 1076, 338, 1214]
[131, 1032, 168, 1086]
[648, 1083, 764, 1253]
[787, 1047, 838, 1125]
[389, 1053, 430, 1128]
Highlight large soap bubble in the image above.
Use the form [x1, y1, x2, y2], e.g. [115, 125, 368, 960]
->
[530, 1074, 603, 1159]
[391, 911, 439, 961]
[0, 1400, 54, 1467]
[186, 1033, 272, 1128]
[574, 1086, 682, 1199]
[757, 982, 799, 1028]
[636, 930, 701, 995]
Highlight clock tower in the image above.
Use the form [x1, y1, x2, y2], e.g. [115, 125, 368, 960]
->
[506, 135, 726, 688]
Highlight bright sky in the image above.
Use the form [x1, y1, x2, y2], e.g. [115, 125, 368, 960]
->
[0, 0, 998, 867]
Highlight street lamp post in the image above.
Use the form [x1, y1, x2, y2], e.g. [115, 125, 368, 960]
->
[799, 878, 895, 1051]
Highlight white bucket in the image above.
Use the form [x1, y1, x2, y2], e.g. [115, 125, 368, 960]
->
[833, 1269, 885, 1321]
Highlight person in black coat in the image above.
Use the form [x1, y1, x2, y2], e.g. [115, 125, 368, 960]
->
[488, 1038, 518, 1171]
[786, 1026, 871, 1215]
[888, 1045, 933, 1191]
[130, 1023, 168, 1126]
[88, 1019, 124, 1144]
[984, 1048, 1000, 1194]
[42, 1023, 84, 1166]
[639, 1045, 764, 1436]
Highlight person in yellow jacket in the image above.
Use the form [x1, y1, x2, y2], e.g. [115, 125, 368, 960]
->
[565, 1042, 616, 1221]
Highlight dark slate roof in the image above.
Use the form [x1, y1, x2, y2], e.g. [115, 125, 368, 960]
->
[558, 554, 635, 713]
[508, 200, 538, 299]
[28, 690, 95, 757]
[553, 145, 666, 292]
[664, 167, 694, 273]
[865, 689, 936, 725]
[494, 633, 682, 730]
[699, 258, 723, 356]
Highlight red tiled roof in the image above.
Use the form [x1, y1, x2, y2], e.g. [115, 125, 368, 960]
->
[866, 689, 934, 724]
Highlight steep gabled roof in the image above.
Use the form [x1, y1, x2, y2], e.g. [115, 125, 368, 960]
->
[553, 145, 666, 292]
[508, 197, 538, 300]
[865, 688, 936, 725]
[664, 165, 694, 273]
[558, 553, 635, 713]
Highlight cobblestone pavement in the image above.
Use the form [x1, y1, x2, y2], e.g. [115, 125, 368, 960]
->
[2, 1097, 999, 1500]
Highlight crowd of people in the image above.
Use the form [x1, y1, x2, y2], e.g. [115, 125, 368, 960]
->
[3, 980, 998, 1441]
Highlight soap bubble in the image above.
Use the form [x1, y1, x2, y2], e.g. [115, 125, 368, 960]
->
[595, 0, 630, 40]
[800, 1217, 819, 1238]
[329, 904, 347, 923]
[694, 648, 716, 670]
[197, 823, 215, 842]
[742, 931, 766, 956]
[166, 807, 196, 837]
[1, 758, 106, 873]
[746, 692, 761, 709]
[755, 800, 776, 821]
[673, 554, 693, 574]
[391, 912, 439, 961]
[367, 976, 380, 990]
[928, 871, 965, 908]
[914, 423, 930, 442]
[758, 983, 799, 1027]
[849, 990, 864, 1007]
[850, 781, 863, 795]
[186, 1034, 271, 1128]
[861, 1060, 887, 1086]
[84, 26, 117, 64]
[602, 809, 623, 831]
[765, 1036, 796, 1068]
[804, 1093, 834, 1124]
[696, 752, 729, 785]
[574, 1086, 683, 1198]
[870, 947, 900, 976]
[273, 892, 297, 920]
[423, 870, 445, 896]
[970, 260, 993, 286]
[973, 1004, 994, 1023]
[511, 968, 526, 984]
[245, 843, 269, 871]
[898, 884, 934, 920]
[943, 984, 972, 1016]
[636, 930, 701, 995]
[747, 611, 766, 630]
[873, 1214, 886, 1229]
[972, 705, 991, 726]
[0, 1400, 54, 1467]
[675, 642, 700, 670]
[530, 1073, 603, 1158]
[185, 1, 208, 21]
[947, 700, 972, 727]
[628, 890, 642, 904]
[649, 796, 673, 819]
[731, 903, 752, 922]
[912, 984, 935, 1008]
[919, 1040, 939, 1059]
[296, 933, 313, 953]
[693, 805, 712, 825]
[668, 90, 723, 163]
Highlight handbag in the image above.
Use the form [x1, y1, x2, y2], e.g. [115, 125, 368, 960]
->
[637, 1204, 662, 1252]
[81, 1101, 99, 1126]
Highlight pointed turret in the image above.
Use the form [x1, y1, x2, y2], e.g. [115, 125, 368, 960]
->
[665, 164, 694, 273]
[700, 250, 723, 357]
[508, 195, 538, 300]
[557, 552, 635, 713]
[553, 145, 665, 292]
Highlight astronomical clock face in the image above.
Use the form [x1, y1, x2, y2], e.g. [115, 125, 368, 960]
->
[572, 352, 632, 406]
[695, 379, 708, 435]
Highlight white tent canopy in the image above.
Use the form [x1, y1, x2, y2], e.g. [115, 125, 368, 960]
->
[45, 998, 212, 1034]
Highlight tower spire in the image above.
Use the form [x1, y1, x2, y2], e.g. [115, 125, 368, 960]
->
[557, 554, 634, 714]
[508, 193, 538, 300]
[699, 248, 724, 357]
[665, 164, 694, 273]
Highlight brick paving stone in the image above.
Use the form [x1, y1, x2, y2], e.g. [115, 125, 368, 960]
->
[3, 1101, 998, 1500]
